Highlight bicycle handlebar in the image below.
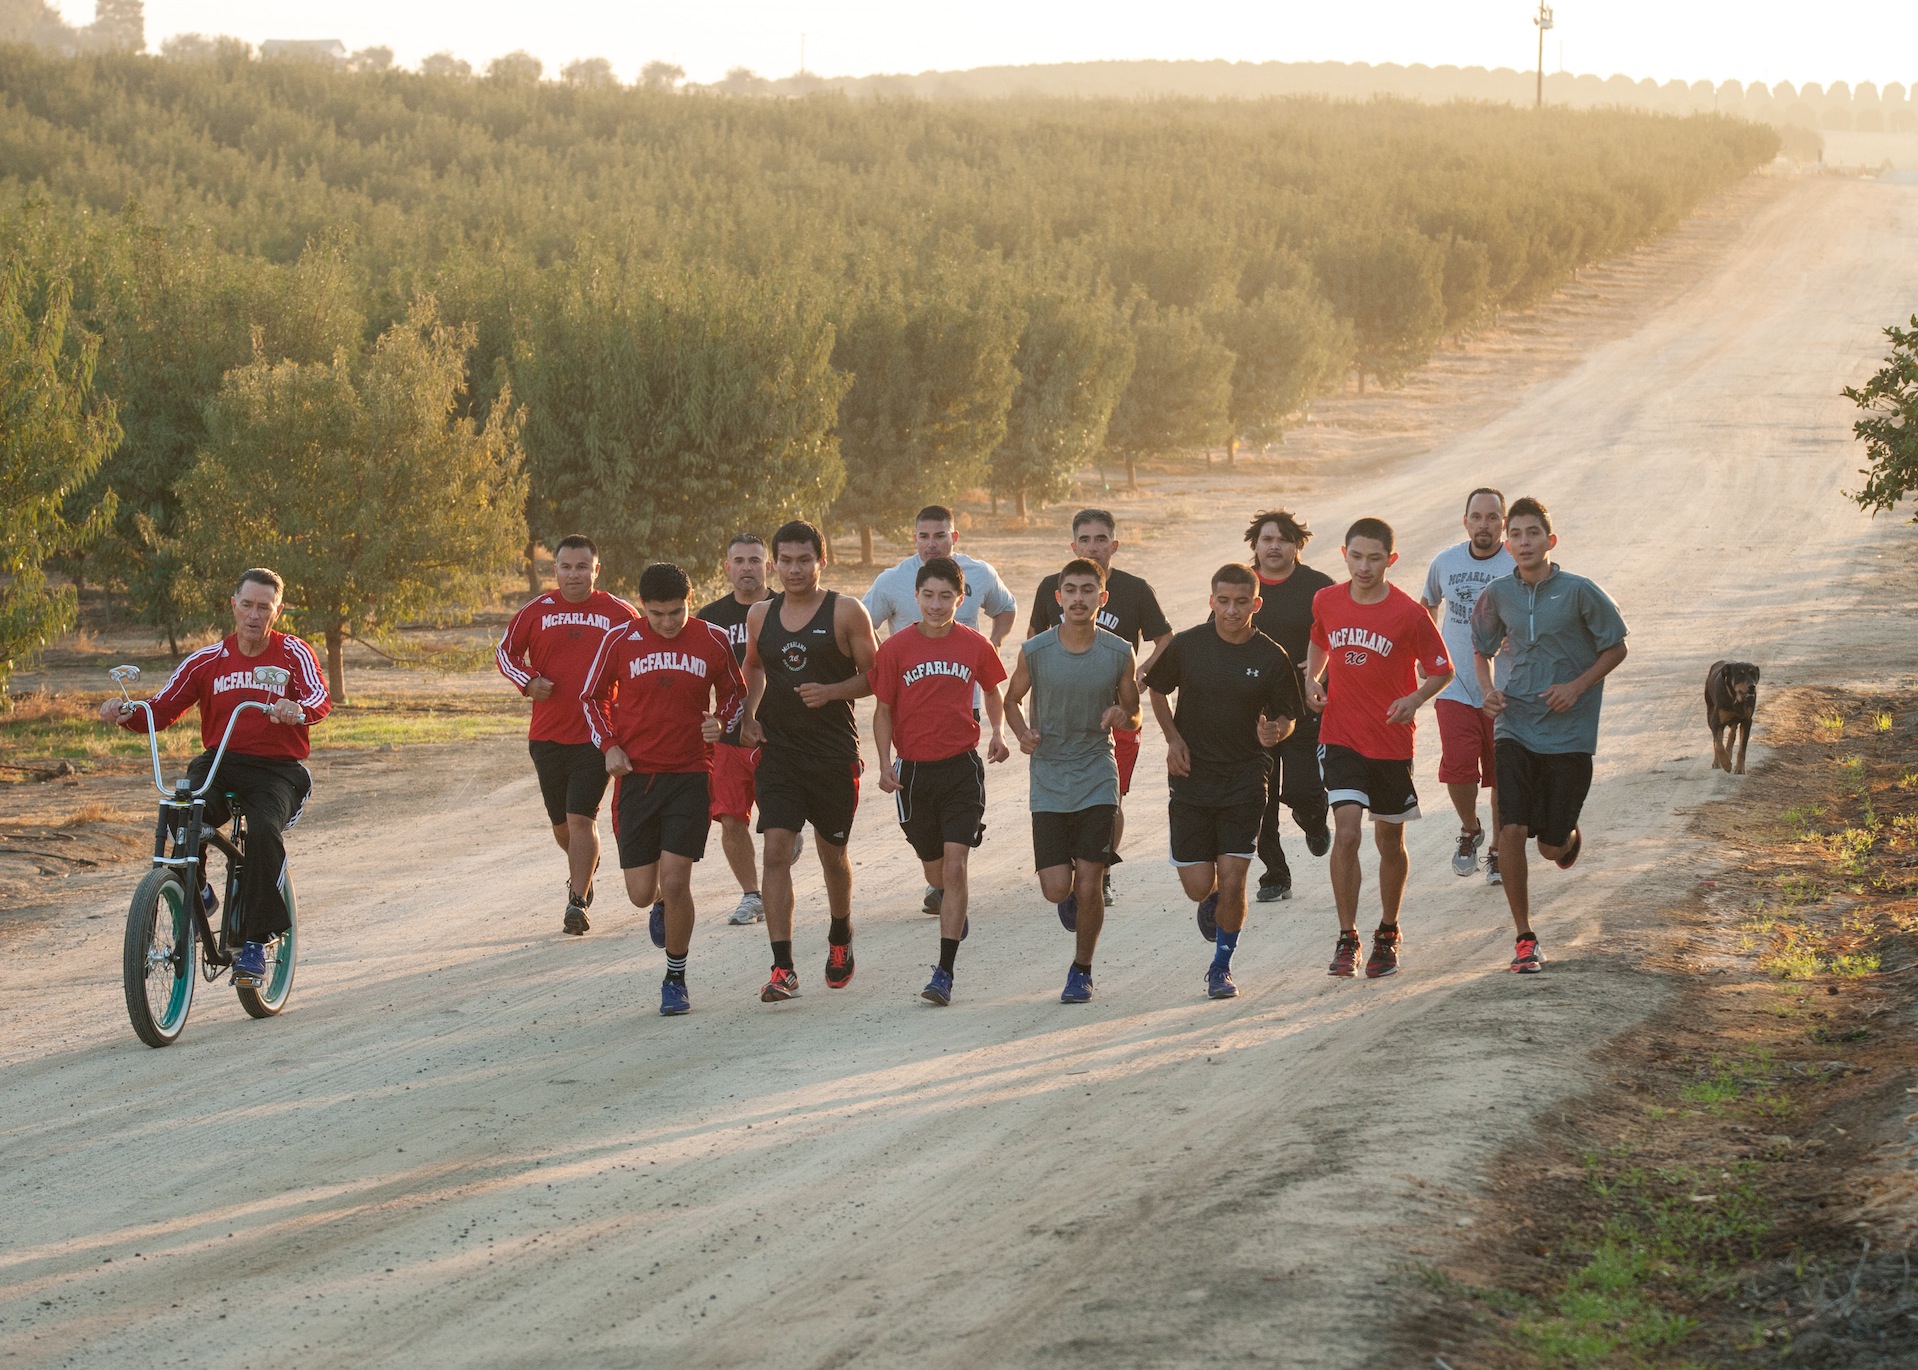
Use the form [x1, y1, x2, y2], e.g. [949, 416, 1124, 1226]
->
[112, 664, 293, 800]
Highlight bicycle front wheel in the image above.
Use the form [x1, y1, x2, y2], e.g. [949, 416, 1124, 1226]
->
[123, 866, 198, 1048]
[236, 867, 297, 1019]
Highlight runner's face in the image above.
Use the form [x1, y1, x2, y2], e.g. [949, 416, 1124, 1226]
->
[231, 583, 281, 642]
[1342, 537, 1396, 590]
[1253, 524, 1299, 577]
[1071, 522, 1116, 571]
[642, 599, 688, 638]
[1464, 495, 1506, 553]
[775, 543, 821, 594]
[915, 521, 955, 561]
[1504, 517, 1557, 570]
[915, 577, 961, 628]
[554, 548, 598, 602]
[1057, 575, 1106, 624]
[1210, 582, 1259, 635]
[724, 543, 765, 597]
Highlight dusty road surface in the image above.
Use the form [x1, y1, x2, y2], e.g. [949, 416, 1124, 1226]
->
[5, 175, 1918, 1369]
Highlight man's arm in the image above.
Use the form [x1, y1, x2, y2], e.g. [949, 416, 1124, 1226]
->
[1105, 654, 1142, 733]
[1004, 650, 1037, 752]
[282, 636, 332, 726]
[1303, 641, 1329, 711]
[740, 600, 770, 745]
[981, 681, 1009, 762]
[100, 644, 211, 731]
[1542, 643, 1628, 713]
[1135, 631, 1173, 687]
[800, 595, 878, 706]
[1149, 688, 1190, 777]
[988, 608, 1015, 648]
[578, 626, 623, 756]
[1385, 665, 1454, 725]
[873, 701, 900, 792]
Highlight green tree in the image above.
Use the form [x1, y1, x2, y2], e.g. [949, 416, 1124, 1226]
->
[831, 275, 1023, 561]
[513, 264, 848, 582]
[1210, 284, 1346, 461]
[1313, 226, 1445, 392]
[1103, 300, 1234, 490]
[1843, 316, 1918, 519]
[0, 264, 119, 698]
[561, 58, 616, 89]
[990, 289, 1134, 517]
[183, 300, 527, 701]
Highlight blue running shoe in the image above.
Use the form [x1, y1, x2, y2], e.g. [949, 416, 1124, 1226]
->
[1060, 965, 1093, 1004]
[1206, 964, 1238, 999]
[660, 977, 690, 1016]
[1196, 892, 1219, 942]
[232, 940, 267, 987]
[921, 966, 954, 1006]
[648, 901, 667, 949]
[1057, 893, 1078, 931]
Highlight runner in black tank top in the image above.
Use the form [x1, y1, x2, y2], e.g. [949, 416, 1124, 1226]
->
[755, 591, 859, 763]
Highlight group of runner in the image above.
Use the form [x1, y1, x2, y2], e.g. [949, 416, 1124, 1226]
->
[487, 493, 1628, 1016]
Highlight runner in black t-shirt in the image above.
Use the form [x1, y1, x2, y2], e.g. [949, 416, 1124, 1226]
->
[1245, 508, 1335, 902]
[1027, 508, 1173, 892]
[1144, 563, 1301, 1001]
[696, 533, 774, 927]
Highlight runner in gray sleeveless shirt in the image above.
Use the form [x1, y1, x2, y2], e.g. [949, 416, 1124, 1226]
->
[1004, 559, 1140, 1004]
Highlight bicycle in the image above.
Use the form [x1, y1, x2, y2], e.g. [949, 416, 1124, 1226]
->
[110, 663, 301, 1048]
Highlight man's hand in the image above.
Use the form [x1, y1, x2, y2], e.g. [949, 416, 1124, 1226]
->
[1257, 713, 1293, 747]
[878, 760, 902, 794]
[604, 745, 633, 776]
[741, 718, 766, 747]
[1098, 705, 1128, 733]
[1384, 693, 1421, 726]
[1481, 688, 1508, 718]
[526, 676, 556, 702]
[97, 697, 132, 726]
[699, 714, 723, 743]
[268, 699, 304, 726]
[795, 682, 835, 708]
[1013, 724, 1040, 755]
[1541, 680, 1585, 713]
[1166, 735, 1192, 778]
[986, 733, 1010, 764]
[1303, 676, 1328, 711]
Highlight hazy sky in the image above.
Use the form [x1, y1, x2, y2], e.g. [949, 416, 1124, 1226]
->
[65, 2, 1918, 89]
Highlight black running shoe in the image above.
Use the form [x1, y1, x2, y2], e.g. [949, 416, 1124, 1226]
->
[563, 892, 589, 936]
[1305, 819, 1332, 858]
[1255, 881, 1292, 903]
[1554, 830, 1582, 869]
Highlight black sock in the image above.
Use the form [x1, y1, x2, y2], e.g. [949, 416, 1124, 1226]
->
[827, 917, 852, 946]
[938, 938, 959, 974]
[665, 953, 686, 984]
[1071, 961, 1092, 976]
[772, 939, 794, 971]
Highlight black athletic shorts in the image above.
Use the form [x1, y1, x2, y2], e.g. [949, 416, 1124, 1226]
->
[1032, 805, 1120, 871]
[1494, 739, 1593, 848]
[1319, 742, 1420, 822]
[614, 771, 711, 868]
[755, 747, 861, 846]
[529, 739, 612, 826]
[893, 752, 987, 863]
[1168, 798, 1262, 866]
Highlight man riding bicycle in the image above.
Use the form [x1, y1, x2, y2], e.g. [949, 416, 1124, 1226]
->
[98, 568, 330, 986]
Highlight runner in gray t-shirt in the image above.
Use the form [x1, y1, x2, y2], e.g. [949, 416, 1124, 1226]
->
[1004, 558, 1139, 1005]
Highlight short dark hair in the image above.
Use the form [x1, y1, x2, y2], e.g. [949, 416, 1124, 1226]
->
[554, 534, 598, 558]
[235, 567, 283, 598]
[915, 505, 954, 527]
[727, 532, 765, 552]
[638, 563, 691, 602]
[1465, 487, 1506, 515]
[771, 519, 825, 561]
[1211, 563, 1257, 592]
[1058, 557, 1106, 587]
[1245, 508, 1311, 548]
[1506, 497, 1553, 535]
[915, 555, 966, 594]
[1344, 517, 1395, 553]
[1071, 508, 1117, 536]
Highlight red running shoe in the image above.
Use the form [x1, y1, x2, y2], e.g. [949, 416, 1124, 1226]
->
[1365, 924, 1401, 978]
[760, 966, 800, 1002]
[1328, 930, 1362, 978]
[825, 943, 855, 988]
[1510, 936, 1545, 973]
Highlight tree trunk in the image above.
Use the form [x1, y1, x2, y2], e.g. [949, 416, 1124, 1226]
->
[1014, 488, 1028, 518]
[1125, 458, 1137, 492]
[166, 625, 181, 658]
[859, 525, 874, 567]
[325, 624, 348, 705]
[989, 487, 998, 515]
[1356, 368, 1367, 396]
[523, 537, 542, 595]
[1226, 436, 1237, 468]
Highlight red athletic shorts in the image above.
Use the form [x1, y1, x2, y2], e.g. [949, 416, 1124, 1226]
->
[1435, 699, 1496, 787]
[709, 742, 758, 823]
[1114, 726, 1141, 797]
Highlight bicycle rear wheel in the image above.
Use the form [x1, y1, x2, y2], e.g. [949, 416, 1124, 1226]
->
[236, 867, 297, 1018]
[123, 866, 197, 1048]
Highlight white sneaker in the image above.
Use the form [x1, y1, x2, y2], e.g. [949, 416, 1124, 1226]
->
[1451, 826, 1484, 876]
[728, 891, 765, 925]
[1485, 848, 1503, 886]
[922, 884, 943, 915]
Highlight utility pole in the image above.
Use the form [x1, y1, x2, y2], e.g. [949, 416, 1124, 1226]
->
[1533, 3, 1554, 110]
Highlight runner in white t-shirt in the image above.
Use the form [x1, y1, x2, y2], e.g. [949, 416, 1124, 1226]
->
[1420, 489, 1516, 886]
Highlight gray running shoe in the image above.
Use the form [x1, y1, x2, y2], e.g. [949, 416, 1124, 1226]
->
[1452, 826, 1484, 877]
[922, 884, 943, 916]
[728, 891, 764, 925]
[1255, 881, 1292, 903]
[1485, 846, 1503, 886]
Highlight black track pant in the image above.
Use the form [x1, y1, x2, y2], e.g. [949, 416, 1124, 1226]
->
[1256, 714, 1328, 888]
[186, 750, 311, 942]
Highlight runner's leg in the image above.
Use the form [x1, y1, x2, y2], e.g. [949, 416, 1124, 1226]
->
[1498, 823, 1533, 935]
[659, 853, 696, 957]
[1374, 820, 1409, 925]
[1255, 749, 1288, 889]
[816, 834, 853, 924]
[1037, 865, 1074, 902]
[1212, 855, 1251, 935]
[1176, 861, 1219, 904]
[1072, 858, 1105, 965]
[565, 814, 598, 900]
[762, 829, 799, 944]
[1329, 804, 1365, 932]
[623, 864, 660, 908]
[718, 815, 758, 893]
[938, 843, 970, 942]
[1445, 783, 1481, 833]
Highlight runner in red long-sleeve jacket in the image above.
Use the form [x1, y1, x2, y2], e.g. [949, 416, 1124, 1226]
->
[98, 568, 330, 987]
[580, 563, 745, 1017]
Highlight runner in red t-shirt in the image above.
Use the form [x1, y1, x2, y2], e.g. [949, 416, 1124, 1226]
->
[496, 534, 638, 935]
[868, 556, 1010, 1006]
[1305, 518, 1454, 980]
[579, 563, 745, 1018]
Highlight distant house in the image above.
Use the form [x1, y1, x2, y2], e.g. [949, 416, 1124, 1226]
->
[260, 39, 346, 65]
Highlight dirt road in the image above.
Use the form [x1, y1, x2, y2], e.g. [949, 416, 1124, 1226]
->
[4, 176, 1917, 1369]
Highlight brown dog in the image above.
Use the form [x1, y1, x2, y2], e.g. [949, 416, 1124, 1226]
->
[1705, 660, 1760, 774]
